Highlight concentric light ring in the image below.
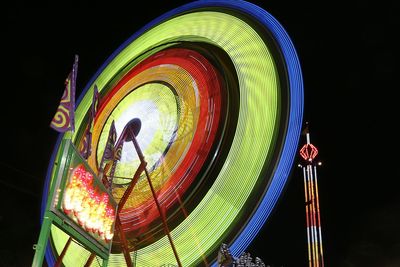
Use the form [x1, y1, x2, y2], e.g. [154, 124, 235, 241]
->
[42, 1, 303, 266]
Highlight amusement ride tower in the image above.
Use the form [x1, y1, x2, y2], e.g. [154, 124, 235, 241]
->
[299, 124, 324, 267]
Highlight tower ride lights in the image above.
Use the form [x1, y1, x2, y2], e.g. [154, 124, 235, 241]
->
[298, 125, 325, 267]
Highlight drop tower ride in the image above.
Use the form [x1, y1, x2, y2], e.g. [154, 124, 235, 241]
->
[299, 124, 324, 267]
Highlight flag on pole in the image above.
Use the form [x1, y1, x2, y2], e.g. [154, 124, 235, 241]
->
[106, 140, 123, 187]
[79, 84, 100, 159]
[90, 85, 100, 128]
[79, 129, 91, 159]
[50, 55, 78, 133]
[114, 141, 123, 161]
[100, 120, 118, 170]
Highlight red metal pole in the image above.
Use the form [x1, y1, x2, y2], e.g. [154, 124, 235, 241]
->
[116, 217, 133, 267]
[160, 159, 208, 266]
[114, 162, 146, 267]
[129, 131, 182, 267]
[110, 123, 182, 267]
[83, 253, 96, 267]
[118, 162, 146, 210]
[54, 237, 72, 267]
[143, 166, 182, 267]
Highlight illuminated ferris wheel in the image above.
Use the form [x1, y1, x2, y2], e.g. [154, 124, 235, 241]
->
[34, 1, 304, 266]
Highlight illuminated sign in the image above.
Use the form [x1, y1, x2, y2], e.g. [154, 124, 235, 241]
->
[62, 164, 115, 242]
[49, 140, 117, 254]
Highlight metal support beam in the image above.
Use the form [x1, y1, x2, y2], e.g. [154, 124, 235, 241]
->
[55, 237, 73, 267]
[129, 128, 182, 267]
[84, 253, 96, 267]
[116, 217, 133, 267]
[32, 213, 53, 267]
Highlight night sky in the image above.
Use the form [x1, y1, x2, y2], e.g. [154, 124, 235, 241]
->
[2, 1, 399, 266]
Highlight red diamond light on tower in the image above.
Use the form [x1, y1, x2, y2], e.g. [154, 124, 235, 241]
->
[299, 143, 318, 162]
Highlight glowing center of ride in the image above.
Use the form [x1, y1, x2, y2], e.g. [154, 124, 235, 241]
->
[98, 83, 179, 185]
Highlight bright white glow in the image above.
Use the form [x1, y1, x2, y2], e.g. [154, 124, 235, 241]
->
[115, 100, 160, 163]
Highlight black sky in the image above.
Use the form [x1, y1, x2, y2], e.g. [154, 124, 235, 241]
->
[2, 1, 399, 266]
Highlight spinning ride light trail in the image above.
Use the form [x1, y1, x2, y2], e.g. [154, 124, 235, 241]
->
[39, 1, 304, 266]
